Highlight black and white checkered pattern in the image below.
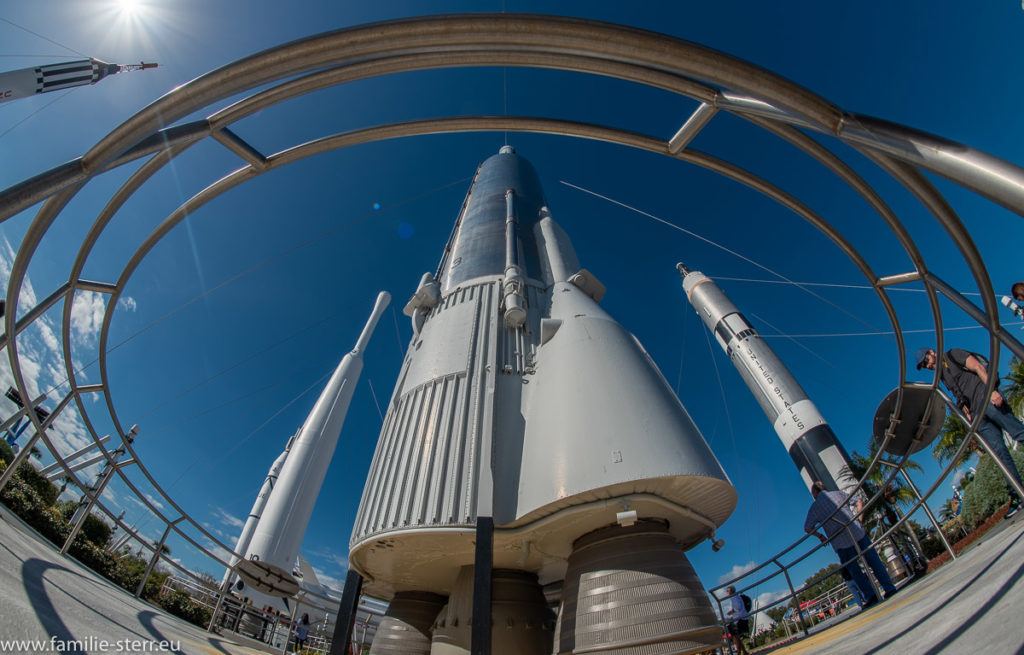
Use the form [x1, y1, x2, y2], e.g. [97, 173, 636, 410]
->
[34, 59, 103, 94]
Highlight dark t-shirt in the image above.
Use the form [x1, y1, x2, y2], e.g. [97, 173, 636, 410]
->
[939, 348, 990, 414]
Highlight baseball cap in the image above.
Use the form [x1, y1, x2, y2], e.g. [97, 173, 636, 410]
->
[914, 347, 931, 370]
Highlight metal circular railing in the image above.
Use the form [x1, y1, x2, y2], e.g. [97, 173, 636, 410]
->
[1, 13, 1023, 649]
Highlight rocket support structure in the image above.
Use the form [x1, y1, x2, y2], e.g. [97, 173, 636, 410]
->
[237, 291, 391, 597]
[677, 263, 855, 493]
[347, 148, 736, 655]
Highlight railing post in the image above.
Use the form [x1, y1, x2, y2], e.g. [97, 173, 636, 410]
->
[776, 559, 808, 638]
[135, 520, 178, 598]
[207, 579, 233, 632]
[898, 467, 956, 561]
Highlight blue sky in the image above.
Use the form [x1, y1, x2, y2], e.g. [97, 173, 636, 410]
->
[2, 0, 1024, 613]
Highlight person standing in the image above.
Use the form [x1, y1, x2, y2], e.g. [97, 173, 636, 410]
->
[804, 481, 897, 609]
[723, 586, 749, 655]
[917, 347, 1024, 517]
[293, 613, 310, 653]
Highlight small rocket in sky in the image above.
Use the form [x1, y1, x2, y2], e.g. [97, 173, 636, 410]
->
[0, 59, 156, 104]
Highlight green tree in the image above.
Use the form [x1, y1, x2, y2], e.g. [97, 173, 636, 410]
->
[961, 450, 1024, 527]
[1003, 358, 1024, 418]
[796, 564, 844, 605]
[932, 412, 976, 467]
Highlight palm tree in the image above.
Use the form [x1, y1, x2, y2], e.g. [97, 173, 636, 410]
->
[939, 498, 958, 523]
[1003, 357, 1024, 418]
[931, 412, 976, 468]
[845, 446, 927, 563]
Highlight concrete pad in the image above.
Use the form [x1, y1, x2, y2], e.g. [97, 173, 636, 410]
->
[0, 505, 267, 655]
[768, 515, 1024, 654]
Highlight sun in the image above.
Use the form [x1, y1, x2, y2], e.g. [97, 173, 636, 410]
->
[115, 0, 143, 17]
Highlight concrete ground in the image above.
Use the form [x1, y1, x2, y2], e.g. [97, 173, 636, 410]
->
[0, 505, 267, 655]
[2, 499, 1023, 655]
[765, 513, 1024, 655]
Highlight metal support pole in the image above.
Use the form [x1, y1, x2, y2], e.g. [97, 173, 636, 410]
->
[328, 569, 363, 655]
[777, 560, 808, 638]
[207, 579, 233, 633]
[472, 516, 494, 655]
[280, 599, 302, 655]
[135, 520, 179, 598]
[898, 468, 956, 561]
[0, 429, 43, 494]
[848, 528, 883, 603]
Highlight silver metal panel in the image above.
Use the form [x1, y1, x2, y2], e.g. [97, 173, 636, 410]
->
[352, 283, 501, 543]
[439, 150, 547, 293]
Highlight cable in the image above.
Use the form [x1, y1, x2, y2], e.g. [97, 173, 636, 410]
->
[749, 312, 835, 368]
[390, 305, 405, 359]
[367, 379, 385, 424]
[0, 18, 89, 58]
[0, 89, 75, 141]
[560, 180, 894, 340]
[700, 315, 753, 561]
[29, 175, 470, 402]
[712, 276, 984, 298]
[758, 321, 1020, 339]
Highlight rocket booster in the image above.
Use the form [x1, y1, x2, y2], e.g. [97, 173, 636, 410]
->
[0, 59, 157, 105]
[221, 436, 293, 589]
[239, 291, 390, 596]
[678, 263, 855, 493]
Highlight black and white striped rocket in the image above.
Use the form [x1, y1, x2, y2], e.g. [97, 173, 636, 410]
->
[678, 263, 856, 493]
[0, 59, 156, 105]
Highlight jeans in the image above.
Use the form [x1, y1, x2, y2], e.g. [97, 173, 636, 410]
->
[976, 404, 1024, 498]
[835, 535, 896, 603]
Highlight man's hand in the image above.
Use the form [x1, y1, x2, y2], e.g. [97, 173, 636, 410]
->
[992, 390, 1004, 407]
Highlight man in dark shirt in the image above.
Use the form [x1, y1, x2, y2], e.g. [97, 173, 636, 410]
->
[917, 347, 1024, 516]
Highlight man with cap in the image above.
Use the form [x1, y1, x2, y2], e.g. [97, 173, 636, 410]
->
[916, 346, 1024, 517]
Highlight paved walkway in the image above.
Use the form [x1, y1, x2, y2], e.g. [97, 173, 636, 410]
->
[0, 505, 266, 655]
[766, 514, 1024, 654]
[3, 500, 1023, 654]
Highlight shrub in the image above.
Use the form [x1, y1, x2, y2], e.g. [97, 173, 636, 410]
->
[961, 449, 1024, 528]
[159, 589, 212, 628]
[15, 458, 59, 506]
[0, 438, 14, 465]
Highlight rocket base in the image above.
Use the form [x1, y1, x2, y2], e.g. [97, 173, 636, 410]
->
[430, 566, 554, 655]
[554, 521, 721, 655]
[370, 591, 447, 655]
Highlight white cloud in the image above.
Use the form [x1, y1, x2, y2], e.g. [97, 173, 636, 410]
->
[143, 493, 165, 511]
[70, 291, 106, 345]
[118, 296, 137, 312]
[211, 506, 245, 530]
[310, 564, 346, 594]
[718, 560, 758, 585]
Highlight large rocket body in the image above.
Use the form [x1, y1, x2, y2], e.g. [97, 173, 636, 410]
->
[680, 267, 855, 493]
[350, 148, 736, 612]
[239, 292, 390, 595]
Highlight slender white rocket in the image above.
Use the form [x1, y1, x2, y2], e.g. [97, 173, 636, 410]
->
[241, 291, 391, 594]
[0, 59, 156, 104]
[221, 437, 293, 589]
[678, 263, 857, 493]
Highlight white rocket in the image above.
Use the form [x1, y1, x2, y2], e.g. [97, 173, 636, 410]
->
[236, 291, 391, 597]
[349, 148, 736, 655]
[0, 59, 156, 104]
[221, 436, 293, 590]
[678, 263, 856, 493]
